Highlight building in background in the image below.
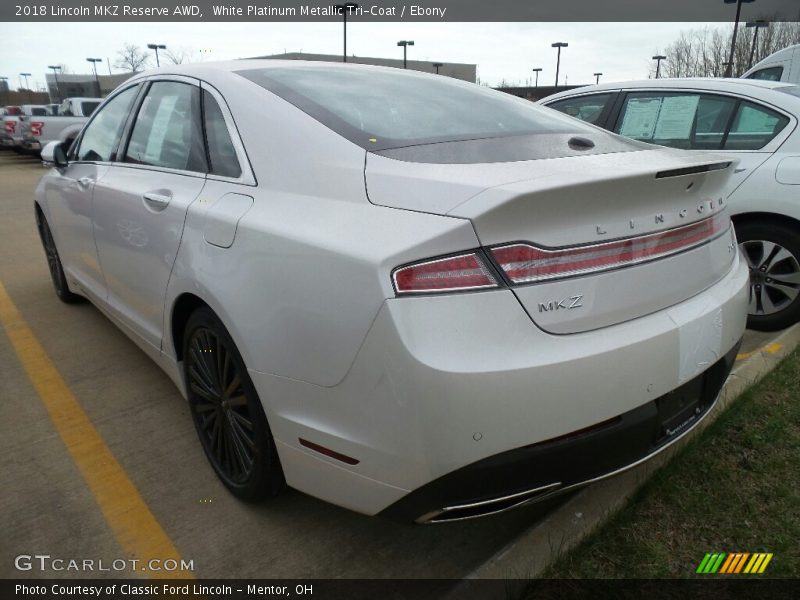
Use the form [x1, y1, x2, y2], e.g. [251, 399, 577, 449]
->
[251, 52, 477, 83]
[45, 72, 133, 100]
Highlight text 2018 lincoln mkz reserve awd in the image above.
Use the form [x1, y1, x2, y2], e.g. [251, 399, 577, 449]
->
[35, 61, 748, 523]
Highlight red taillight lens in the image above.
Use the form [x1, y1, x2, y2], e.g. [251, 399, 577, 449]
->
[4, 121, 15, 134]
[393, 252, 498, 295]
[491, 213, 729, 284]
[30, 122, 43, 137]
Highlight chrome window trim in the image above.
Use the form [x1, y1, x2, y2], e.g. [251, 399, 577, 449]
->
[610, 88, 796, 153]
[547, 87, 797, 154]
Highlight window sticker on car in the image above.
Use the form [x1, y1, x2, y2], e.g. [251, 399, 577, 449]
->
[654, 95, 700, 140]
[143, 95, 178, 164]
[619, 97, 662, 139]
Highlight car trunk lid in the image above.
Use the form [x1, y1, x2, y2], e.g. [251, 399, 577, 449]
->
[366, 148, 737, 333]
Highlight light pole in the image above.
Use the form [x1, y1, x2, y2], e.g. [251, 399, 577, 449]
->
[87, 58, 102, 97]
[551, 42, 568, 88]
[48, 65, 62, 103]
[432, 62, 443, 74]
[20, 72, 32, 102]
[397, 40, 414, 69]
[532, 67, 542, 87]
[0, 77, 8, 106]
[652, 54, 667, 78]
[147, 43, 167, 67]
[333, 3, 358, 62]
[724, 0, 756, 77]
[746, 20, 769, 69]
[594, 72, 603, 84]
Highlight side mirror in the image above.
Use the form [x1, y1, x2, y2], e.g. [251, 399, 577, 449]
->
[42, 141, 68, 168]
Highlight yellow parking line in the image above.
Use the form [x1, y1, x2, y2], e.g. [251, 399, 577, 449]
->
[0, 281, 191, 578]
[736, 342, 783, 362]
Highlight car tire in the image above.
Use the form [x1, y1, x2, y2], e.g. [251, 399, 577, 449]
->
[37, 213, 83, 304]
[182, 307, 286, 501]
[737, 220, 800, 331]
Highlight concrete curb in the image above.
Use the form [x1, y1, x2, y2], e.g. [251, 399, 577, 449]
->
[458, 323, 800, 585]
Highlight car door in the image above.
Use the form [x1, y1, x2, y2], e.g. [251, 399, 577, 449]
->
[91, 77, 208, 350]
[41, 84, 141, 301]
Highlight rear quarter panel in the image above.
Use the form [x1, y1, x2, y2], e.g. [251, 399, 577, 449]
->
[163, 75, 480, 388]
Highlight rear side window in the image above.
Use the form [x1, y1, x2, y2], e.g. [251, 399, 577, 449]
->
[76, 85, 139, 162]
[692, 95, 738, 149]
[125, 81, 207, 173]
[202, 90, 241, 178]
[81, 101, 100, 117]
[747, 66, 784, 81]
[547, 93, 614, 125]
[724, 101, 789, 150]
[613, 92, 789, 151]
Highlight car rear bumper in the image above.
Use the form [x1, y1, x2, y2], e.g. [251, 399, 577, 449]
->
[21, 138, 41, 151]
[250, 250, 749, 519]
[381, 338, 739, 523]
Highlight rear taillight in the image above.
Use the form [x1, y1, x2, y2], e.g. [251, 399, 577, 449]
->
[4, 121, 15, 134]
[491, 213, 729, 284]
[393, 252, 498, 295]
[30, 122, 43, 137]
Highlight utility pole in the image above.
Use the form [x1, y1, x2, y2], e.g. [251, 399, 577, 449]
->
[551, 42, 568, 88]
[397, 40, 414, 69]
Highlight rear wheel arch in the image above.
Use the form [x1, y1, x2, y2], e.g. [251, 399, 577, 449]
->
[732, 212, 800, 331]
[731, 211, 800, 233]
[171, 293, 210, 362]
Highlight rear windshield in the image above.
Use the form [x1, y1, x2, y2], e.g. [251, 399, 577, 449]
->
[29, 107, 47, 116]
[237, 65, 597, 150]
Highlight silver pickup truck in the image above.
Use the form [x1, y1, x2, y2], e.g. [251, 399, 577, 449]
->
[2, 105, 49, 151]
[20, 97, 102, 153]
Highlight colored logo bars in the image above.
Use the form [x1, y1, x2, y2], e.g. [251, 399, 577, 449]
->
[696, 552, 773, 574]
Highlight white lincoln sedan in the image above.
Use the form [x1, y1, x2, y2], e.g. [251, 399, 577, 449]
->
[36, 61, 747, 523]
[542, 78, 800, 331]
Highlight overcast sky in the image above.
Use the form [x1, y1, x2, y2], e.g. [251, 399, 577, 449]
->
[0, 21, 729, 90]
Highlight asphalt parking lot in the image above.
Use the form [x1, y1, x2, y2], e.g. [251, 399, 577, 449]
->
[0, 149, 777, 580]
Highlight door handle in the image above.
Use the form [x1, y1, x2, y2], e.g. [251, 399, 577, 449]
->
[77, 177, 94, 189]
[143, 191, 172, 209]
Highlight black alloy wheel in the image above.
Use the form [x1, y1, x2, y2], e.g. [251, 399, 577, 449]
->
[37, 212, 82, 303]
[183, 307, 284, 500]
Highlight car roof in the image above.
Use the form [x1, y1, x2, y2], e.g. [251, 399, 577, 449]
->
[541, 77, 800, 110]
[124, 59, 437, 83]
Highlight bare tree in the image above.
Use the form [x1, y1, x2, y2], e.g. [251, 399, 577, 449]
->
[652, 19, 800, 79]
[162, 47, 197, 65]
[115, 43, 149, 72]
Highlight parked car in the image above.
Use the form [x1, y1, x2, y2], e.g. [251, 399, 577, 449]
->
[2, 104, 48, 151]
[0, 106, 15, 148]
[36, 62, 747, 522]
[543, 78, 800, 331]
[20, 97, 102, 153]
[742, 44, 800, 84]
